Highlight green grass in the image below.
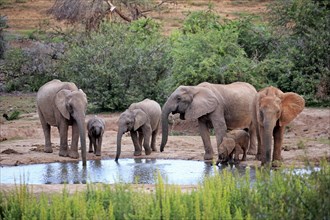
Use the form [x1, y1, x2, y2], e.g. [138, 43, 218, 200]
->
[0, 160, 329, 219]
[317, 138, 330, 145]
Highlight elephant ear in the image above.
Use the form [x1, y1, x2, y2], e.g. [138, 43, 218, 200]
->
[185, 87, 219, 120]
[55, 89, 71, 120]
[279, 92, 305, 126]
[133, 109, 148, 131]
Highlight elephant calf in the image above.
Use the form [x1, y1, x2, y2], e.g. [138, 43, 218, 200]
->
[87, 116, 105, 156]
[217, 128, 250, 165]
[116, 99, 161, 161]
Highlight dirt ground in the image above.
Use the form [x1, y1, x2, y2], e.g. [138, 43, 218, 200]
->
[0, 101, 329, 167]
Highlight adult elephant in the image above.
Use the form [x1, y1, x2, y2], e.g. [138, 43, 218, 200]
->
[116, 99, 161, 161]
[37, 79, 88, 166]
[254, 86, 305, 166]
[160, 82, 257, 160]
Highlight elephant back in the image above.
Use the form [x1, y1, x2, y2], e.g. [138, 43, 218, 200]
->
[129, 99, 161, 131]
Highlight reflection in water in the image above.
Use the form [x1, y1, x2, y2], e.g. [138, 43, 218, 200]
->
[0, 159, 261, 185]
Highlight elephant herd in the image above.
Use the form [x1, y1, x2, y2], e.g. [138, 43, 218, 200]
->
[36, 79, 305, 167]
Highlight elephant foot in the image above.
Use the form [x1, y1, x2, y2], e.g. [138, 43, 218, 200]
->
[68, 151, 79, 159]
[44, 147, 53, 153]
[255, 154, 262, 161]
[59, 150, 68, 157]
[89, 150, 94, 153]
[145, 149, 152, 155]
[247, 150, 257, 155]
[134, 151, 142, 156]
[272, 160, 282, 168]
[204, 153, 213, 161]
[95, 152, 101, 156]
[233, 159, 240, 165]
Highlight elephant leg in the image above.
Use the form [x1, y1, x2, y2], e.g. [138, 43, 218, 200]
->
[58, 123, 69, 157]
[241, 144, 247, 161]
[131, 131, 142, 156]
[92, 138, 97, 154]
[198, 119, 214, 160]
[138, 130, 144, 148]
[256, 125, 263, 161]
[210, 116, 227, 161]
[151, 129, 158, 151]
[95, 137, 102, 156]
[68, 123, 79, 159]
[42, 123, 53, 153]
[247, 122, 257, 155]
[273, 125, 285, 163]
[142, 126, 152, 155]
[88, 135, 94, 153]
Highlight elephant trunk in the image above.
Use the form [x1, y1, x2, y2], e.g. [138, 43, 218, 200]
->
[93, 127, 102, 137]
[77, 118, 87, 166]
[160, 106, 172, 152]
[115, 128, 125, 161]
[263, 122, 275, 165]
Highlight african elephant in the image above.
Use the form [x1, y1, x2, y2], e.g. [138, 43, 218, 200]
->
[115, 99, 161, 161]
[37, 79, 88, 166]
[160, 82, 257, 161]
[217, 128, 250, 165]
[87, 116, 105, 156]
[254, 86, 305, 166]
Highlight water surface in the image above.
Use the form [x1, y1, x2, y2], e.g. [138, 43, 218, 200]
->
[0, 159, 254, 185]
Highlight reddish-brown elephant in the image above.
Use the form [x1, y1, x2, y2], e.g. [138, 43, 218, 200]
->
[254, 86, 305, 166]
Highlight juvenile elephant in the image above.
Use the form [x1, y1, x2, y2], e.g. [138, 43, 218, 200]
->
[37, 79, 88, 166]
[160, 82, 257, 161]
[217, 128, 250, 165]
[87, 116, 105, 156]
[115, 99, 161, 161]
[254, 86, 305, 166]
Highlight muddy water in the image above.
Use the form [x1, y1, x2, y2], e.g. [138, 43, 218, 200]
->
[0, 159, 257, 185]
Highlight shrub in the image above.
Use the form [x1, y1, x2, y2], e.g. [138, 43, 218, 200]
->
[3, 42, 65, 92]
[169, 11, 263, 89]
[267, 0, 330, 105]
[59, 19, 170, 111]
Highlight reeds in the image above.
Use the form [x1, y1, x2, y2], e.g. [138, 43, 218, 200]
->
[1, 160, 329, 219]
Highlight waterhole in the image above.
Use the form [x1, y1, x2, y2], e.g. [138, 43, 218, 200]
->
[0, 159, 257, 185]
[0, 159, 317, 185]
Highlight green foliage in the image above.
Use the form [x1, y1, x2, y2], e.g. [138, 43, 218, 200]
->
[0, 161, 329, 219]
[169, 11, 261, 89]
[59, 19, 170, 111]
[181, 10, 222, 34]
[4, 110, 21, 120]
[267, 0, 330, 105]
[3, 45, 59, 92]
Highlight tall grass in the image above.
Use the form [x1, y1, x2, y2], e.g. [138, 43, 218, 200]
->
[0, 161, 329, 219]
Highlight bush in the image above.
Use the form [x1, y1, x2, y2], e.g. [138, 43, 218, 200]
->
[3, 42, 65, 92]
[169, 11, 263, 89]
[59, 19, 170, 111]
[267, 0, 330, 105]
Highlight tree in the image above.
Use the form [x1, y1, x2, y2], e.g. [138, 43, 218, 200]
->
[48, 0, 173, 32]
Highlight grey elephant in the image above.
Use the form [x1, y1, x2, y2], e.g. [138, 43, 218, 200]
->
[160, 82, 257, 161]
[87, 116, 105, 156]
[116, 99, 161, 161]
[254, 86, 305, 166]
[217, 128, 250, 165]
[37, 79, 88, 166]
